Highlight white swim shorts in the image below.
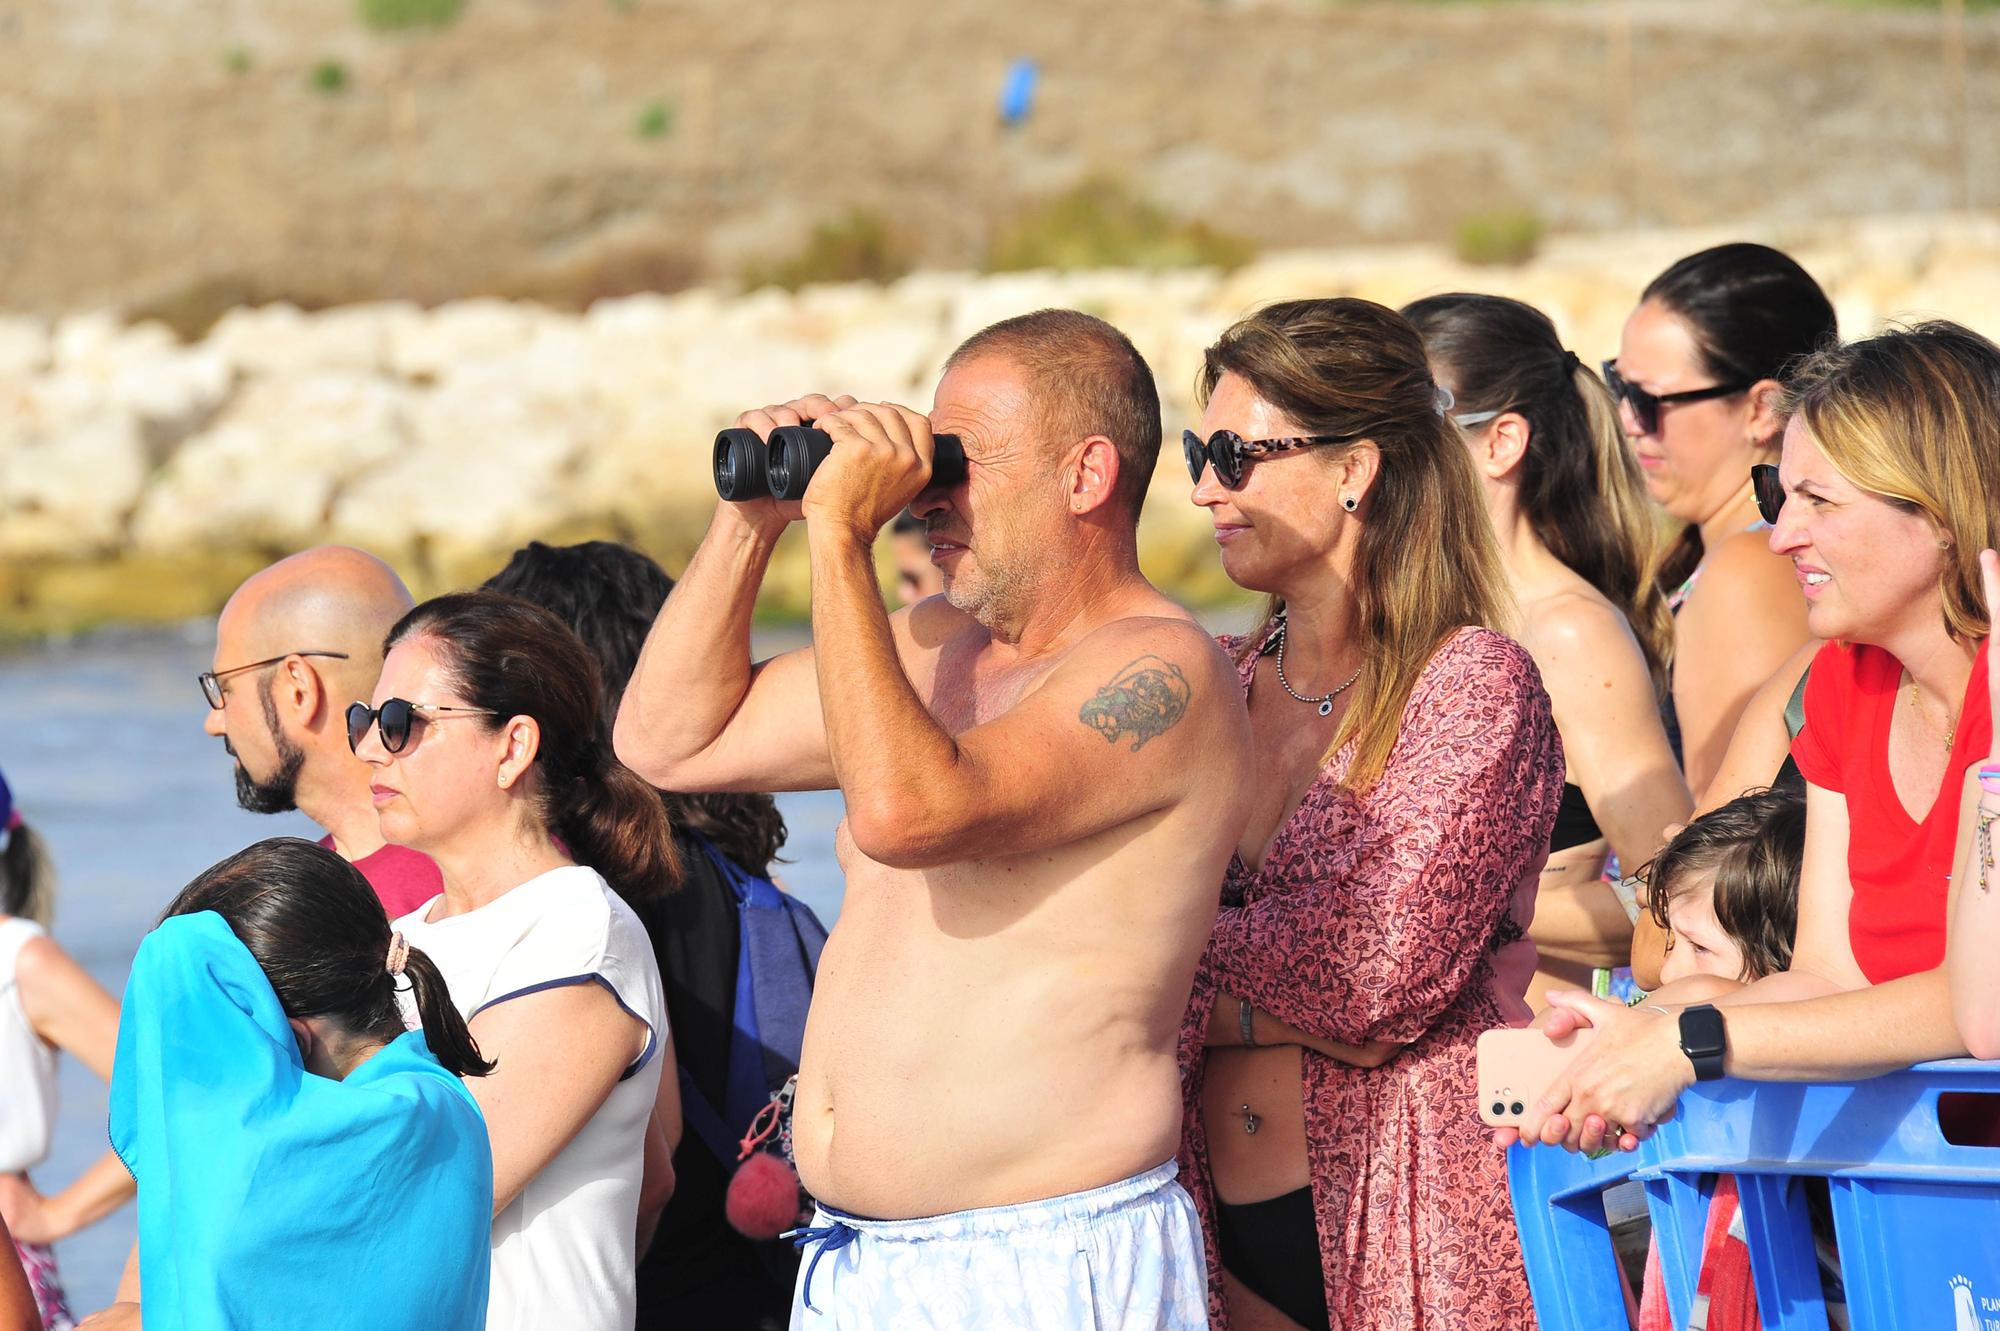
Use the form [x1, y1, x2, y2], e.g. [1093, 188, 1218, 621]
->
[788, 1160, 1209, 1330]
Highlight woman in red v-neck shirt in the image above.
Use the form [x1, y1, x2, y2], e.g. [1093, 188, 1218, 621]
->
[1515, 321, 2000, 1152]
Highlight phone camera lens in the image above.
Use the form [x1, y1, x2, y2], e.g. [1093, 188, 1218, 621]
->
[1491, 1101, 1506, 1117]
[1510, 1101, 1525, 1116]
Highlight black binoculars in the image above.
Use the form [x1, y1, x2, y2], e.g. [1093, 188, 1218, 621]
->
[712, 425, 967, 501]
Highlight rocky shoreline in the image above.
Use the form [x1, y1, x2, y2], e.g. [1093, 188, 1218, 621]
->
[5, 213, 1998, 638]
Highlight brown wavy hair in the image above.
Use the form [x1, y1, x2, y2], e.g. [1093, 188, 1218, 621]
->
[386, 590, 682, 903]
[1200, 297, 1512, 792]
[1405, 292, 1673, 694]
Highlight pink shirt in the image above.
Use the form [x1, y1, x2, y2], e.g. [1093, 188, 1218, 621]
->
[318, 835, 443, 919]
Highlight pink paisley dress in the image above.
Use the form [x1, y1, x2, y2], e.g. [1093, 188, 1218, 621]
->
[1177, 626, 1563, 1330]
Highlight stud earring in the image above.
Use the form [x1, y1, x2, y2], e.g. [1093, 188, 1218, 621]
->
[1342, 495, 1358, 512]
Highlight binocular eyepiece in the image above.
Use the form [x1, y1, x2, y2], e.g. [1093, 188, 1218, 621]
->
[713, 425, 967, 502]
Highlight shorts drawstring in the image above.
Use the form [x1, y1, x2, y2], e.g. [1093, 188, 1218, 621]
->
[786, 1217, 861, 1312]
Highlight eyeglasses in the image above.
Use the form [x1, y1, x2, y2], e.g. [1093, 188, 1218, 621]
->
[1451, 410, 1501, 429]
[200, 652, 351, 710]
[1600, 360, 1751, 436]
[1183, 428, 1359, 490]
[1751, 463, 1785, 526]
[346, 699, 498, 755]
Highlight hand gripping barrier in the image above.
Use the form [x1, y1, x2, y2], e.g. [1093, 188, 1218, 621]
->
[1508, 1060, 2000, 1330]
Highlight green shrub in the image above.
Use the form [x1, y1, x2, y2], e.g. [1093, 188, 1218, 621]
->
[358, 0, 466, 30]
[1453, 210, 1545, 266]
[223, 45, 253, 75]
[634, 100, 674, 140]
[985, 178, 1254, 273]
[310, 59, 349, 94]
[741, 211, 914, 291]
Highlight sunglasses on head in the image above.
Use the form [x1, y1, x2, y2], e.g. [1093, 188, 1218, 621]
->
[1182, 428, 1359, 490]
[1600, 360, 1751, 436]
[346, 698, 498, 755]
[1751, 463, 1785, 526]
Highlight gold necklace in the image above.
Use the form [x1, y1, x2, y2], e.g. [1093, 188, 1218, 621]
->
[1909, 680, 1959, 751]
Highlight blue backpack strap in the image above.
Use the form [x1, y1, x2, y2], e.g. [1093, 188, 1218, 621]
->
[677, 1063, 741, 1176]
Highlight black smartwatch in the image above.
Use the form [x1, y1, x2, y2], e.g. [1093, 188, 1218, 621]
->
[1678, 1004, 1728, 1081]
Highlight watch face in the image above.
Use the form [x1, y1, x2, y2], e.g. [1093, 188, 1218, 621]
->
[1680, 1004, 1728, 1079]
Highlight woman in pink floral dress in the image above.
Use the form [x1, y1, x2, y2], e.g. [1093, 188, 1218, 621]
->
[1177, 298, 1564, 1330]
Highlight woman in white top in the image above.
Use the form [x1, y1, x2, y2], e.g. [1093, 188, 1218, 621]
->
[0, 772, 131, 1331]
[346, 592, 681, 1331]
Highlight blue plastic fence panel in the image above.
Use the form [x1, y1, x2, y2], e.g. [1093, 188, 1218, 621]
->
[1506, 1143, 1637, 1330]
[1510, 1060, 2000, 1331]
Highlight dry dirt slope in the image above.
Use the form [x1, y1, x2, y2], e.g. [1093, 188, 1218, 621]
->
[1, 0, 1995, 315]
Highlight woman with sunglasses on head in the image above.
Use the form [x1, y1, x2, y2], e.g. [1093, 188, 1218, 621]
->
[78, 837, 493, 1331]
[0, 768, 130, 1331]
[1176, 298, 1564, 1330]
[1608, 243, 1833, 799]
[1518, 322, 2000, 1158]
[348, 591, 679, 1331]
[1405, 294, 1692, 1010]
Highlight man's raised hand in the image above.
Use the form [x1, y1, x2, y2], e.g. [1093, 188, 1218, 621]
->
[802, 401, 939, 542]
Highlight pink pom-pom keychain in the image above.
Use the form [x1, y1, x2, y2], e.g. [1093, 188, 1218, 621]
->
[723, 1077, 806, 1240]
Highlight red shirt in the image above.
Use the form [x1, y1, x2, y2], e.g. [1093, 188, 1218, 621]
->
[1790, 638, 1991, 984]
[318, 834, 443, 919]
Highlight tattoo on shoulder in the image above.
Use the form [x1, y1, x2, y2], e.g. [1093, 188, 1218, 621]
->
[1078, 655, 1192, 752]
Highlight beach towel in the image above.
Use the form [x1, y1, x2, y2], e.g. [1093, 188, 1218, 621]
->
[109, 911, 493, 1331]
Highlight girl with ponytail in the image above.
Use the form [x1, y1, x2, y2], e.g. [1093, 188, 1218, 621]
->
[1406, 293, 1694, 1008]
[94, 837, 493, 1330]
[351, 590, 677, 1331]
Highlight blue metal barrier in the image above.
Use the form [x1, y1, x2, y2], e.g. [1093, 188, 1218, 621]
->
[1508, 1060, 2000, 1331]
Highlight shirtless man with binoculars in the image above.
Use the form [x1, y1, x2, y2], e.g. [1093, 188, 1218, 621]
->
[617, 308, 1251, 1330]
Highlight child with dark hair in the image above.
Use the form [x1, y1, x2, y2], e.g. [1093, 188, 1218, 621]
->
[94, 837, 493, 1330]
[1633, 788, 1806, 1331]
[1644, 787, 1805, 990]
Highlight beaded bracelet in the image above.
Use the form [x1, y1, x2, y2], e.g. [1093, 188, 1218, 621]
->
[1978, 765, 2000, 797]
[1982, 807, 1998, 896]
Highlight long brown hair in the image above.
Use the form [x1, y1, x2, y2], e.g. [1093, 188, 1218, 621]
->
[1200, 297, 1512, 791]
[1404, 292, 1673, 692]
[387, 591, 682, 903]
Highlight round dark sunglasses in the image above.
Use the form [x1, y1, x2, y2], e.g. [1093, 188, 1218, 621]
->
[1600, 360, 1750, 436]
[1183, 428, 1359, 490]
[346, 698, 498, 755]
[1751, 463, 1785, 526]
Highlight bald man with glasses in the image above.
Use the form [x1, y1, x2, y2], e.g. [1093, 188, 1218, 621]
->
[201, 545, 441, 916]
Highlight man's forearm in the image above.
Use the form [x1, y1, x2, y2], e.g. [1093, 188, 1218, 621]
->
[807, 523, 955, 817]
[615, 505, 780, 781]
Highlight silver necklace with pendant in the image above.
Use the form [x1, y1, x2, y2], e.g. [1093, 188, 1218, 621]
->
[1273, 621, 1362, 717]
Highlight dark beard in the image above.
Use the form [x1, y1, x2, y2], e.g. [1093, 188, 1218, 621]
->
[232, 676, 307, 814]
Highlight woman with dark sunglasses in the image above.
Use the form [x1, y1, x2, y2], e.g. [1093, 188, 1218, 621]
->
[1404, 293, 1692, 1011]
[1176, 298, 1564, 1330]
[1608, 243, 1832, 798]
[348, 590, 681, 1331]
[1516, 322, 2000, 1161]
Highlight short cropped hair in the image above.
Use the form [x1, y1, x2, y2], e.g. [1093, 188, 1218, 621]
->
[944, 309, 1162, 525]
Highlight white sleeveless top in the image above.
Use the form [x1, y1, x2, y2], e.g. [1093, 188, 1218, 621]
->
[0, 916, 59, 1174]
[394, 866, 666, 1331]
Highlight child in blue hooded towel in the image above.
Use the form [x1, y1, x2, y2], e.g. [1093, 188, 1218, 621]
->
[90, 837, 494, 1331]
